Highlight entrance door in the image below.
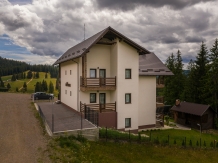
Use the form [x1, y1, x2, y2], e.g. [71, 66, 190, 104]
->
[99, 93, 106, 111]
[99, 69, 106, 86]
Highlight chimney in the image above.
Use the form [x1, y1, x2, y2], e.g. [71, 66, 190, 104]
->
[175, 99, 180, 106]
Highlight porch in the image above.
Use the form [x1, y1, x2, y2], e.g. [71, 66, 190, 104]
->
[80, 101, 116, 113]
[80, 77, 116, 91]
[80, 101, 117, 129]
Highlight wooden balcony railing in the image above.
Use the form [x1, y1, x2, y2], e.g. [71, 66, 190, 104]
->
[80, 77, 116, 91]
[80, 101, 116, 113]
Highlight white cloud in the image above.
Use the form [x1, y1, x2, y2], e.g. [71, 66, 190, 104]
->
[0, 0, 218, 66]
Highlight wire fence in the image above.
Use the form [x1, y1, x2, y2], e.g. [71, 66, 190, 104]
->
[99, 127, 218, 149]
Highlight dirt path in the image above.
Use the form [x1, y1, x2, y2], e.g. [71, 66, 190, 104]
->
[0, 93, 50, 163]
[19, 78, 33, 91]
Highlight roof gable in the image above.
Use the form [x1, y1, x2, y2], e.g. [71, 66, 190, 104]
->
[171, 102, 212, 116]
[139, 53, 174, 76]
[53, 26, 150, 65]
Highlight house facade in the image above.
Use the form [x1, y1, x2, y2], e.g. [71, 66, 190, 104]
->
[54, 27, 173, 132]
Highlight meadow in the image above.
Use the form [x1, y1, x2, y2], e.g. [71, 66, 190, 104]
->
[3, 72, 58, 96]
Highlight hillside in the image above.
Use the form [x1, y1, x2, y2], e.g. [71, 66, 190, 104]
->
[0, 56, 58, 78]
[3, 72, 58, 96]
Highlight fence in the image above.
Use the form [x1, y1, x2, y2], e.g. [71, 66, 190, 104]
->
[38, 106, 53, 135]
[99, 128, 218, 148]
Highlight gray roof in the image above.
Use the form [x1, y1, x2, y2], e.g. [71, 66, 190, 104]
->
[54, 26, 150, 65]
[171, 102, 212, 116]
[139, 53, 174, 76]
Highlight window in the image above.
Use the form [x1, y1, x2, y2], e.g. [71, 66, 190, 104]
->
[90, 93, 96, 103]
[125, 93, 131, 104]
[70, 70, 72, 75]
[125, 69, 131, 79]
[70, 91, 72, 96]
[65, 70, 67, 75]
[65, 90, 67, 94]
[90, 69, 96, 78]
[125, 118, 131, 128]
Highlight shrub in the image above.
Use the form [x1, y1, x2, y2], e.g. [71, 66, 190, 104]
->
[196, 141, 199, 147]
[189, 140, 192, 147]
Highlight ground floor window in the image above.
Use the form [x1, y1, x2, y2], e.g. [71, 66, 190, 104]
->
[125, 118, 131, 128]
[90, 93, 96, 103]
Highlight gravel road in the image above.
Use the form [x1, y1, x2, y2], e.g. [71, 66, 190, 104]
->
[0, 93, 50, 163]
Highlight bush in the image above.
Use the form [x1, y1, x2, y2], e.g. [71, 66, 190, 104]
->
[165, 115, 170, 126]
[189, 140, 192, 147]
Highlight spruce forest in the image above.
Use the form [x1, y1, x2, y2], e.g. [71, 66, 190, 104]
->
[163, 39, 218, 115]
[0, 56, 58, 78]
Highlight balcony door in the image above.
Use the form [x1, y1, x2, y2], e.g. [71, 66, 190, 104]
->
[99, 93, 106, 110]
[99, 69, 106, 86]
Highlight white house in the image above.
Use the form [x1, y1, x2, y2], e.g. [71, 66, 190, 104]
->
[53, 26, 173, 133]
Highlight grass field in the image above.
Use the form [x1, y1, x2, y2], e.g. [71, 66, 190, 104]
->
[3, 72, 58, 96]
[1, 75, 12, 81]
[48, 134, 218, 163]
[141, 129, 218, 147]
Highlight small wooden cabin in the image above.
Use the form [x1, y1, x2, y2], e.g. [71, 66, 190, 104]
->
[171, 101, 214, 130]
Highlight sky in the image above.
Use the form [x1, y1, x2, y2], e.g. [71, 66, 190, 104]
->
[0, 0, 218, 68]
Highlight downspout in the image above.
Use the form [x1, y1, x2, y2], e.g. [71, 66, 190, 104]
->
[72, 59, 79, 112]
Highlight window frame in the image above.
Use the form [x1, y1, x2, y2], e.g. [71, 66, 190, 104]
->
[90, 69, 97, 78]
[90, 93, 97, 103]
[125, 69, 131, 79]
[125, 118, 131, 128]
[70, 70, 72, 75]
[125, 93, 131, 104]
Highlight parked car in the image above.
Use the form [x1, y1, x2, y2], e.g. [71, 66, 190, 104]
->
[31, 92, 54, 100]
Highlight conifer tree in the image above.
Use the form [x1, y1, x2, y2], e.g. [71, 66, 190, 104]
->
[23, 82, 27, 92]
[49, 81, 54, 93]
[195, 42, 209, 104]
[7, 83, 11, 89]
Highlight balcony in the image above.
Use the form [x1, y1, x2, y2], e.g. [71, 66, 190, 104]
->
[80, 77, 116, 91]
[80, 102, 116, 113]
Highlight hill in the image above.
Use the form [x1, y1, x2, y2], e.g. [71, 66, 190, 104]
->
[3, 72, 58, 96]
[0, 56, 58, 78]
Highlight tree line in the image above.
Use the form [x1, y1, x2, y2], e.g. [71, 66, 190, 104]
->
[0, 56, 59, 78]
[163, 39, 218, 114]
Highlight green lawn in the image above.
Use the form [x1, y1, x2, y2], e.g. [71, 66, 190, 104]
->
[141, 129, 218, 147]
[48, 135, 218, 163]
[1, 75, 12, 81]
[3, 72, 58, 96]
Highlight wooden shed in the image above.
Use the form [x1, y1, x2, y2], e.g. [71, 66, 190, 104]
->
[171, 101, 214, 130]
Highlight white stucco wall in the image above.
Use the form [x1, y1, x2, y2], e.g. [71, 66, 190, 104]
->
[60, 60, 78, 110]
[138, 76, 156, 126]
[116, 41, 139, 130]
[87, 44, 111, 77]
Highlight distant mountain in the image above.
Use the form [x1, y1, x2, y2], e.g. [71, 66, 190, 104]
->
[0, 56, 58, 78]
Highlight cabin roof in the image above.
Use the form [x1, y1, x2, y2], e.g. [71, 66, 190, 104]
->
[171, 102, 212, 116]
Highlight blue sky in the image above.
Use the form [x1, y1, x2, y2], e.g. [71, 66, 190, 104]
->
[0, 0, 218, 67]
